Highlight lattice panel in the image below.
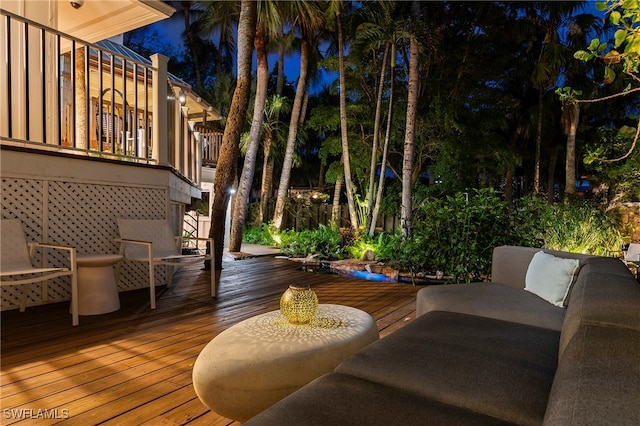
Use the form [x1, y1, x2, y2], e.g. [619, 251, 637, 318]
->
[2, 177, 169, 311]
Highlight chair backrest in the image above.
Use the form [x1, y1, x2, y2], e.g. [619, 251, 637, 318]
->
[625, 243, 640, 262]
[1, 219, 34, 271]
[117, 219, 180, 258]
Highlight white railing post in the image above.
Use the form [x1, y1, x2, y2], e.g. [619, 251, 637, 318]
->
[194, 130, 202, 185]
[151, 53, 169, 166]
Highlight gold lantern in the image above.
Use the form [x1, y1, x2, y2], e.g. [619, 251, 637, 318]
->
[280, 284, 319, 324]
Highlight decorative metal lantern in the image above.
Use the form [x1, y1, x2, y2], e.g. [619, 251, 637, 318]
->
[280, 284, 319, 324]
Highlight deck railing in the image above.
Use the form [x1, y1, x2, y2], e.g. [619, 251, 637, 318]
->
[0, 9, 210, 184]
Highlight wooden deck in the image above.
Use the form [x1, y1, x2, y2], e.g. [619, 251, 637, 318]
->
[1, 255, 421, 425]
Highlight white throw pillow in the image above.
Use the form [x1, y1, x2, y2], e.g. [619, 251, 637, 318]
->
[524, 251, 580, 307]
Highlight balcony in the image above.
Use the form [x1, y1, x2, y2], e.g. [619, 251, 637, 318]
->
[1, 9, 222, 176]
[0, 8, 223, 313]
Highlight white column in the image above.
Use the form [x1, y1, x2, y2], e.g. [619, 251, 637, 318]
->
[151, 54, 169, 166]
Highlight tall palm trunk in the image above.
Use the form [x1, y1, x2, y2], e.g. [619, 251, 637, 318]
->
[369, 43, 395, 236]
[336, 12, 359, 230]
[229, 24, 268, 252]
[401, 29, 419, 238]
[534, 90, 543, 195]
[256, 132, 274, 225]
[331, 173, 344, 227]
[208, 0, 257, 270]
[564, 102, 580, 201]
[366, 43, 390, 232]
[272, 39, 309, 230]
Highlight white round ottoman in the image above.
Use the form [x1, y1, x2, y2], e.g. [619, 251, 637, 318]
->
[76, 254, 123, 315]
[192, 304, 379, 422]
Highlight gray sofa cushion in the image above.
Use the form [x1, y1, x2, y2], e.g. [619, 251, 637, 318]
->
[491, 246, 592, 290]
[544, 325, 640, 426]
[417, 282, 565, 331]
[335, 311, 560, 426]
[245, 373, 514, 426]
[560, 258, 640, 357]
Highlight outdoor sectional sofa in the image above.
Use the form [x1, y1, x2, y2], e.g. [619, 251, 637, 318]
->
[245, 245, 640, 425]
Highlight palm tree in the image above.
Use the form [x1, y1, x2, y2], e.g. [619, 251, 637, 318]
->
[256, 95, 290, 225]
[527, 1, 585, 196]
[272, 0, 325, 230]
[350, 1, 400, 235]
[229, 1, 281, 252]
[208, 0, 257, 270]
[166, 1, 205, 91]
[196, 1, 240, 104]
[326, 0, 359, 230]
[369, 40, 396, 236]
[401, 1, 421, 238]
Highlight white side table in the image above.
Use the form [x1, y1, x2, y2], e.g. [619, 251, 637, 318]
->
[76, 254, 123, 315]
[192, 304, 379, 422]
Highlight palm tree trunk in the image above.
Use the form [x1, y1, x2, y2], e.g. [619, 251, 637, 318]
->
[331, 174, 344, 227]
[257, 135, 274, 225]
[336, 12, 359, 230]
[208, 0, 257, 270]
[401, 27, 419, 238]
[534, 90, 543, 195]
[366, 42, 390, 232]
[564, 102, 580, 201]
[369, 43, 395, 237]
[272, 39, 308, 230]
[229, 24, 268, 252]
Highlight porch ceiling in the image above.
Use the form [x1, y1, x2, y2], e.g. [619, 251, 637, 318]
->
[57, 0, 174, 44]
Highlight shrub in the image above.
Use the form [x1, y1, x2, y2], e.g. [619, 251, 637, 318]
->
[279, 225, 347, 260]
[244, 191, 624, 282]
[242, 223, 277, 246]
[377, 188, 522, 283]
[539, 202, 624, 256]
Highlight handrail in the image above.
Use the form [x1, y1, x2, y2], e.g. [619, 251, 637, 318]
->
[0, 9, 156, 71]
[0, 8, 208, 185]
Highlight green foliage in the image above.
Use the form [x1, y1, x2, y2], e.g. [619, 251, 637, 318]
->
[249, 191, 625, 283]
[378, 188, 523, 283]
[540, 202, 624, 256]
[278, 225, 347, 260]
[241, 223, 277, 246]
[584, 126, 640, 202]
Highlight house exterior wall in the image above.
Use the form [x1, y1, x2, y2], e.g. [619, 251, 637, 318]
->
[0, 147, 198, 311]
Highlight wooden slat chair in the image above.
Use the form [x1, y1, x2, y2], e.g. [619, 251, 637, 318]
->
[0, 219, 79, 326]
[116, 219, 215, 309]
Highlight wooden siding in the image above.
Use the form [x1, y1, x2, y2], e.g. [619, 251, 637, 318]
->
[1, 256, 422, 425]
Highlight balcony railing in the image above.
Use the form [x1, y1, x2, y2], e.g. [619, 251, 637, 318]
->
[0, 9, 217, 184]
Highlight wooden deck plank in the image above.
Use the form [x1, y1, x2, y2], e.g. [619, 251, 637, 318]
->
[1, 255, 423, 425]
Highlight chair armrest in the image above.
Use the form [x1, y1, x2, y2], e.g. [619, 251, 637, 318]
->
[115, 238, 153, 260]
[28, 242, 77, 269]
[115, 238, 153, 246]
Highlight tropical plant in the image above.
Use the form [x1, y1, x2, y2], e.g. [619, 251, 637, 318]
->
[279, 225, 347, 259]
[229, 0, 283, 252]
[272, 0, 326, 230]
[540, 202, 624, 255]
[208, 0, 257, 270]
